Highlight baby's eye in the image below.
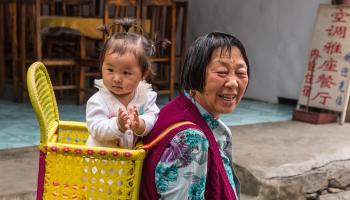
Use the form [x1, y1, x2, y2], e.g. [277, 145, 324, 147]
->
[123, 71, 132, 75]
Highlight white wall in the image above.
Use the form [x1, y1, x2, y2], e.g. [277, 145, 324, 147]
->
[187, 0, 330, 103]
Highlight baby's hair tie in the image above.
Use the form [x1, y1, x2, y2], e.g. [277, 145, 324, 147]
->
[96, 24, 110, 37]
[150, 44, 156, 56]
[153, 39, 171, 49]
[113, 17, 144, 34]
[150, 33, 171, 56]
[97, 17, 144, 38]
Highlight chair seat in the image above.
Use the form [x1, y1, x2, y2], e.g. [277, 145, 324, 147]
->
[42, 58, 77, 66]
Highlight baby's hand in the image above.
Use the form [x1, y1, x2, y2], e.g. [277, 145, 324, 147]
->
[117, 108, 130, 133]
[128, 106, 145, 135]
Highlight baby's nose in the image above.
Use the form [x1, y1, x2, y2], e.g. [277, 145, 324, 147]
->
[114, 75, 122, 83]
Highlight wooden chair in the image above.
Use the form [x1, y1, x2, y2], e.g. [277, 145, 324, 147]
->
[61, 0, 95, 17]
[104, 0, 141, 25]
[18, 0, 100, 104]
[141, 0, 176, 99]
[4, 0, 19, 100]
[141, 0, 188, 100]
[15, 0, 73, 102]
[175, 0, 188, 85]
[0, 2, 6, 97]
[0, 0, 59, 101]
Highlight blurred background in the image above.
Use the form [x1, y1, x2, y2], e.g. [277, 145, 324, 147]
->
[2, 0, 320, 149]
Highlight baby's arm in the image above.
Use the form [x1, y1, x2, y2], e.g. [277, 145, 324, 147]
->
[86, 95, 124, 142]
[137, 91, 160, 136]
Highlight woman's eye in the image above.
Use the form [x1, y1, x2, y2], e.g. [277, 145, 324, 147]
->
[237, 71, 248, 77]
[217, 71, 228, 75]
[107, 68, 113, 72]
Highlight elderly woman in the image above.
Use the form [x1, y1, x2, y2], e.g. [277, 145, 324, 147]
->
[140, 32, 249, 200]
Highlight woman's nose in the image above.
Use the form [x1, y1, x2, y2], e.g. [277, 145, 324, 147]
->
[225, 75, 239, 88]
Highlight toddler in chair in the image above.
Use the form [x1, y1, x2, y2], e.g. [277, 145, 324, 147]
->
[86, 18, 168, 149]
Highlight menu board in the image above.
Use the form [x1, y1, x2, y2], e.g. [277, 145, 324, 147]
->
[298, 4, 350, 124]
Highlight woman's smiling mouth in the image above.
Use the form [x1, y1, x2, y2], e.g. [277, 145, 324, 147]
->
[218, 94, 237, 101]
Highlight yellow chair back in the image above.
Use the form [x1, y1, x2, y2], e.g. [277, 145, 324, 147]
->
[27, 61, 59, 144]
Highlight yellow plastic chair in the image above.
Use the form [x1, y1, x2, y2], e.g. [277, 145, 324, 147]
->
[27, 61, 146, 200]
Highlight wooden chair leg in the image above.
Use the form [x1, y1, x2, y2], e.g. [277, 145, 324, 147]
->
[9, 2, 19, 101]
[20, 2, 27, 102]
[177, 2, 188, 79]
[78, 65, 85, 105]
[169, 3, 176, 100]
[58, 69, 63, 100]
[0, 3, 5, 97]
[78, 36, 86, 104]
[34, 0, 42, 60]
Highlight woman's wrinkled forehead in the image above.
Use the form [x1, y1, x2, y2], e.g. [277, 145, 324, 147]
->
[208, 47, 248, 75]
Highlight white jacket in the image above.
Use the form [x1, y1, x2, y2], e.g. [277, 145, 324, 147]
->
[86, 79, 159, 148]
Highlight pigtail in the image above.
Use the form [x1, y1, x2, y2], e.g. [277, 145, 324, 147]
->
[97, 17, 143, 38]
[150, 33, 171, 56]
[153, 38, 171, 49]
[113, 17, 144, 34]
[96, 24, 110, 37]
[97, 17, 170, 81]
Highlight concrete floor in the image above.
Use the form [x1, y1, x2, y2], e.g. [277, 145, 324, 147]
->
[0, 97, 294, 149]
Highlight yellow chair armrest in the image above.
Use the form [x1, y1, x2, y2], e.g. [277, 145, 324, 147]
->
[59, 120, 88, 130]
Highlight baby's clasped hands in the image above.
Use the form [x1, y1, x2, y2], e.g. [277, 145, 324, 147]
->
[117, 106, 145, 135]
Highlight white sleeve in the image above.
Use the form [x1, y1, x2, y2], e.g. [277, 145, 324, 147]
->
[138, 91, 160, 136]
[86, 94, 124, 142]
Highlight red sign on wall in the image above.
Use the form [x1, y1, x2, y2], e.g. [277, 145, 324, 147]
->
[298, 4, 350, 124]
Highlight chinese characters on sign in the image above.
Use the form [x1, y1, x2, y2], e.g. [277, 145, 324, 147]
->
[298, 5, 350, 116]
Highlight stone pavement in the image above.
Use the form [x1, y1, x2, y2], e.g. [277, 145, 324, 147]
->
[0, 147, 37, 200]
[231, 121, 350, 200]
[1, 120, 350, 200]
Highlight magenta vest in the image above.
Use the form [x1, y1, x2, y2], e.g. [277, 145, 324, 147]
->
[140, 94, 238, 200]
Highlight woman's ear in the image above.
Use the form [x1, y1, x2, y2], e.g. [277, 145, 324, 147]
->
[189, 90, 196, 97]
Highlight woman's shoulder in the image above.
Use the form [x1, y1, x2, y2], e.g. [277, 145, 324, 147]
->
[157, 127, 209, 171]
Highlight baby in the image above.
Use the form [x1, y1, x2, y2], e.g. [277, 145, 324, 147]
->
[86, 18, 166, 149]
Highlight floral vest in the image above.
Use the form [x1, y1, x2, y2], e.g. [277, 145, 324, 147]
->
[140, 94, 238, 200]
